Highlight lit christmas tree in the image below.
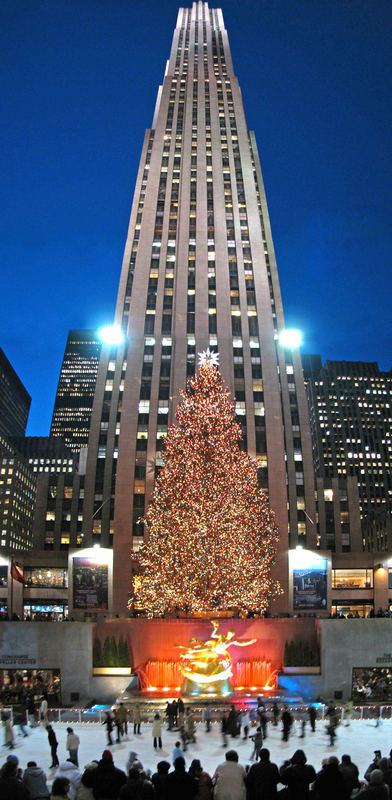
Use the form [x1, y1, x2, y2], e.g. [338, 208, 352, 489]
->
[132, 351, 282, 617]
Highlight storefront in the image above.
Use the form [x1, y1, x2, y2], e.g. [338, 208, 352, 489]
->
[23, 603, 68, 621]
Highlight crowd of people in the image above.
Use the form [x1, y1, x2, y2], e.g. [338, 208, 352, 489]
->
[1, 744, 392, 799]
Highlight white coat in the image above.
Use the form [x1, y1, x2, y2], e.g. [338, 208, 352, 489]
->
[213, 761, 246, 800]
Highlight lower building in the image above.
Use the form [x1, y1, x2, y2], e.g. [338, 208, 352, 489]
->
[0, 437, 36, 551]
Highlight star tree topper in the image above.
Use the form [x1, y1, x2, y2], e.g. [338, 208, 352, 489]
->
[198, 348, 219, 367]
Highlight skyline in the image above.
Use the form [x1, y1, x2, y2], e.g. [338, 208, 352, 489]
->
[1, 0, 391, 437]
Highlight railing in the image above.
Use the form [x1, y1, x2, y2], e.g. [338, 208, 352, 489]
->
[5, 703, 392, 726]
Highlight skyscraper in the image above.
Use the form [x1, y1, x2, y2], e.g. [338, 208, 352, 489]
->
[83, 2, 317, 614]
[0, 348, 31, 440]
[50, 330, 102, 455]
[305, 359, 392, 520]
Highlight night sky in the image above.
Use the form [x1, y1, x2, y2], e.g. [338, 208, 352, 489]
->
[1, 0, 391, 436]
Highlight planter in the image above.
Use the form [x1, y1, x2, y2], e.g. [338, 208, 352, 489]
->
[282, 666, 321, 675]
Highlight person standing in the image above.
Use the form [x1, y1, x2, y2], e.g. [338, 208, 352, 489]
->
[0, 757, 30, 800]
[152, 760, 171, 800]
[54, 760, 82, 800]
[47, 724, 59, 768]
[339, 754, 360, 797]
[281, 706, 293, 742]
[189, 758, 213, 800]
[246, 748, 279, 800]
[152, 712, 162, 750]
[167, 756, 198, 800]
[313, 756, 347, 800]
[66, 727, 80, 766]
[22, 760, 50, 800]
[213, 750, 246, 800]
[280, 750, 316, 800]
[78, 750, 126, 800]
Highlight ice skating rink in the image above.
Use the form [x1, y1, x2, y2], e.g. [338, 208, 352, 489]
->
[4, 717, 392, 784]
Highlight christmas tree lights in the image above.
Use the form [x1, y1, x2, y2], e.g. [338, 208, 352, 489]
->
[132, 352, 282, 617]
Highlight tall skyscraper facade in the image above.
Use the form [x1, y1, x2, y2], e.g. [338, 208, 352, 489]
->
[83, 2, 317, 614]
[306, 359, 392, 520]
[50, 330, 102, 455]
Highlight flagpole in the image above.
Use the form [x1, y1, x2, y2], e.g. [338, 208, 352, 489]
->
[10, 559, 13, 619]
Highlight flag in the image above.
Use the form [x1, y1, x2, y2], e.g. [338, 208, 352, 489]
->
[11, 562, 24, 584]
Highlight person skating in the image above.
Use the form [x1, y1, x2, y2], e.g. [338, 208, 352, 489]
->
[281, 706, 293, 742]
[241, 711, 250, 740]
[133, 705, 142, 735]
[114, 707, 124, 744]
[47, 724, 59, 768]
[3, 714, 15, 749]
[66, 727, 80, 766]
[307, 705, 317, 732]
[272, 703, 279, 727]
[172, 741, 186, 765]
[152, 712, 162, 750]
[249, 728, 263, 762]
[102, 712, 113, 746]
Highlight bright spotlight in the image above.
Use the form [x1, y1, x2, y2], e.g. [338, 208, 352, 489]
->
[279, 329, 302, 348]
[98, 326, 124, 345]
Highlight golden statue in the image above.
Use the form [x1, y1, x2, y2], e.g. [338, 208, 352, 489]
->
[175, 620, 256, 695]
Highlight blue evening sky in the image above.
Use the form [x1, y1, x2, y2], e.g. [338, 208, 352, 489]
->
[0, 0, 391, 435]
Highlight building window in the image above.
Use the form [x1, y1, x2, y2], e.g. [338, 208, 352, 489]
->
[331, 569, 373, 589]
[23, 568, 68, 589]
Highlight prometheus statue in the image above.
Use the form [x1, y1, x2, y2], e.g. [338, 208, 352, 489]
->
[175, 620, 256, 695]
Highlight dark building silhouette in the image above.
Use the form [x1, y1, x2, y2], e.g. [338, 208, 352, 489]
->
[50, 330, 101, 454]
[0, 347, 31, 439]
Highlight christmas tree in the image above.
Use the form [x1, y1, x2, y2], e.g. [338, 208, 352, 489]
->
[132, 350, 282, 617]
